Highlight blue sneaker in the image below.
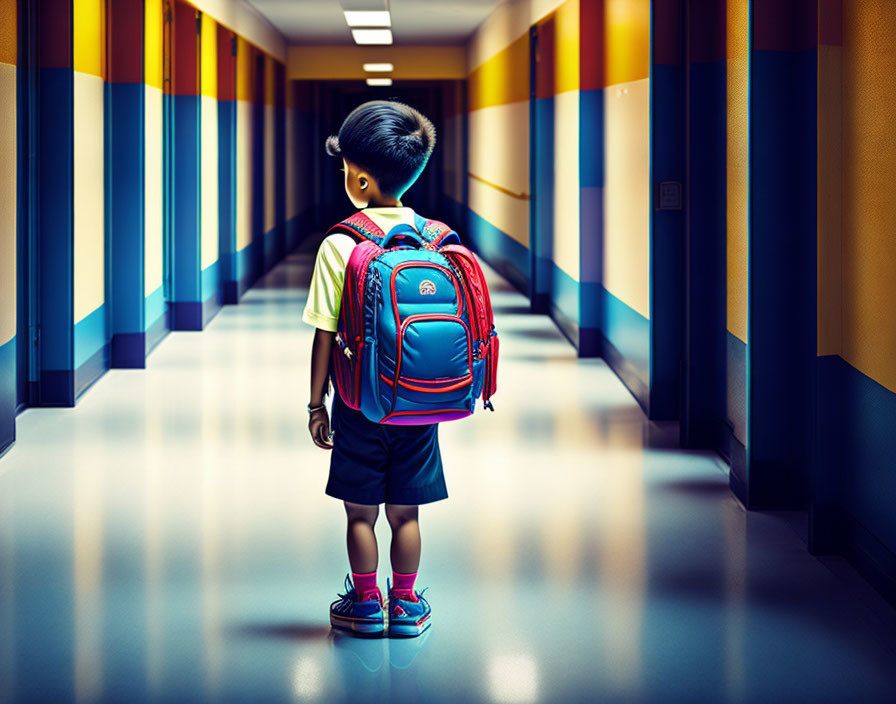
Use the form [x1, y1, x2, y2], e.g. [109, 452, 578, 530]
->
[330, 574, 385, 637]
[387, 580, 432, 638]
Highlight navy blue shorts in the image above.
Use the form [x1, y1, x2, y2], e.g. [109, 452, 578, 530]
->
[326, 394, 448, 506]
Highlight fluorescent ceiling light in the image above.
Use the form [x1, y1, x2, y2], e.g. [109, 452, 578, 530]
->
[352, 28, 393, 45]
[366, 78, 393, 87]
[363, 63, 394, 72]
[344, 11, 391, 27]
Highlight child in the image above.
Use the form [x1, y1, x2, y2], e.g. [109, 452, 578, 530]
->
[302, 100, 442, 638]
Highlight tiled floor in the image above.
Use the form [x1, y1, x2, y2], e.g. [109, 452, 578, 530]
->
[2, 250, 896, 703]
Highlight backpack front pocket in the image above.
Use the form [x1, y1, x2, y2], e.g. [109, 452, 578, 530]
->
[386, 314, 473, 412]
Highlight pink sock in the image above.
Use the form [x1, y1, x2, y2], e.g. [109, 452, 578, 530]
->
[392, 571, 418, 601]
[352, 571, 378, 600]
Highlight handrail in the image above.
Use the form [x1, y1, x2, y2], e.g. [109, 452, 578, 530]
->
[467, 172, 531, 201]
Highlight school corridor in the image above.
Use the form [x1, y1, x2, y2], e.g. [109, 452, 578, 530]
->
[2, 1, 896, 703]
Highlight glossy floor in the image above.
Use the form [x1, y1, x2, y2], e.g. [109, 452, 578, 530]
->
[2, 251, 896, 704]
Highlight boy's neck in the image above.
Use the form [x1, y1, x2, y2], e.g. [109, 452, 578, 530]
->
[365, 197, 403, 208]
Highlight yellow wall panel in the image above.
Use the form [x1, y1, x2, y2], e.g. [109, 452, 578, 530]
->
[0, 0, 16, 66]
[288, 45, 465, 80]
[201, 12, 217, 98]
[0, 63, 15, 344]
[74, 0, 105, 79]
[145, 86, 164, 295]
[236, 37, 253, 102]
[73, 72, 105, 323]
[553, 89, 579, 279]
[842, 0, 896, 392]
[145, 0, 163, 89]
[468, 33, 529, 112]
[555, 0, 580, 95]
[726, 0, 749, 343]
[605, 0, 649, 87]
[603, 77, 650, 318]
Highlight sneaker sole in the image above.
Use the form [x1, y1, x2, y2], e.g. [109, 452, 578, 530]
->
[388, 614, 432, 638]
[330, 614, 385, 637]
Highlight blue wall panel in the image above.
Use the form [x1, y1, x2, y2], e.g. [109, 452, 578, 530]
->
[108, 82, 146, 367]
[218, 100, 237, 302]
[748, 48, 817, 507]
[38, 68, 74, 378]
[0, 338, 15, 455]
[463, 203, 529, 294]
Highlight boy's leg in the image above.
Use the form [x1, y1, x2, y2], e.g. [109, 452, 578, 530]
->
[385, 504, 420, 574]
[345, 501, 379, 574]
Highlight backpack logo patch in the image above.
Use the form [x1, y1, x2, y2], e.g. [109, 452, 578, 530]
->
[419, 279, 437, 296]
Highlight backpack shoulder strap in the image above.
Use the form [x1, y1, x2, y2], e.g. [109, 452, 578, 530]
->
[413, 214, 461, 247]
[327, 212, 387, 246]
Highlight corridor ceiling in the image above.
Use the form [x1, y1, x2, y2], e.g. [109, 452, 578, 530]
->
[245, 0, 505, 45]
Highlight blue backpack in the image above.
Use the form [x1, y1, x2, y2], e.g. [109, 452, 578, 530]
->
[328, 211, 498, 425]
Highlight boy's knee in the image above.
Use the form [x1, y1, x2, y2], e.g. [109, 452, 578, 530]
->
[385, 504, 418, 529]
[344, 501, 379, 526]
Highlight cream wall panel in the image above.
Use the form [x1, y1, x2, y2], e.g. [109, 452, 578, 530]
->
[468, 179, 529, 249]
[264, 104, 275, 233]
[285, 107, 297, 219]
[468, 101, 529, 199]
[145, 86, 164, 295]
[201, 94, 219, 269]
[0, 64, 15, 344]
[603, 78, 650, 318]
[236, 100, 253, 250]
[73, 71, 105, 323]
[552, 89, 580, 280]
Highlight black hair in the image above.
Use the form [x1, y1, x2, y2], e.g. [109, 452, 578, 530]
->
[325, 100, 436, 198]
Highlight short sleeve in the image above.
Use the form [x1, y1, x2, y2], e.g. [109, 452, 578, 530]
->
[302, 235, 354, 332]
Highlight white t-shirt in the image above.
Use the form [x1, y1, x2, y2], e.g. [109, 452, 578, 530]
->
[301, 207, 418, 332]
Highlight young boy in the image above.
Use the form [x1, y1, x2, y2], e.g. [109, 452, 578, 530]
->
[302, 100, 443, 638]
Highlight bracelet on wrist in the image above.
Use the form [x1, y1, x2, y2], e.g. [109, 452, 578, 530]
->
[307, 403, 326, 414]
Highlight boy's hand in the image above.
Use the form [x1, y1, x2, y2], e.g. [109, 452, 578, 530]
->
[309, 408, 334, 450]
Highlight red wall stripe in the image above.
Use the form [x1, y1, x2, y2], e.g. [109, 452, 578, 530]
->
[818, 0, 843, 46]
[753, 0, 817, 52]
[217, 24, 235, 101]
[580, 0, 605, 89]
[172, 0, 198, 96]
[39, 0, 72, 69]
[107, 0, 143, 83]
[688, 0, 726, 64]
[653, 0, 682, 66]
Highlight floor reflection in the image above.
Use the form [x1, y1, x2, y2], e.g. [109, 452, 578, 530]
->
[1, 250, 896, 703]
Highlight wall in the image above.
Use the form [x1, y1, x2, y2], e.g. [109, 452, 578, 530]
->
[815, 0, 896, 596]
[726, 0, 748, 449]
[3, 0, 292, 438]
[73, 0, 106, 389]
[598, 0, 650, 391]
[0, 0, 16, 453]
[464, 0, 650, 392]
[200, 10, 220, 308]
[145, 0, 166, 347]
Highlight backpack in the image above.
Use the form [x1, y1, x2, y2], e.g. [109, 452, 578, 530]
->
[328, 211, 499, 425]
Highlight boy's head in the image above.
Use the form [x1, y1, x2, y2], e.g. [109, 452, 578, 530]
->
[326, 100, 436, 207]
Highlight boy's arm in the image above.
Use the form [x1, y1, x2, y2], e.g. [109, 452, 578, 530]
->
[309, 328, 335, 450]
